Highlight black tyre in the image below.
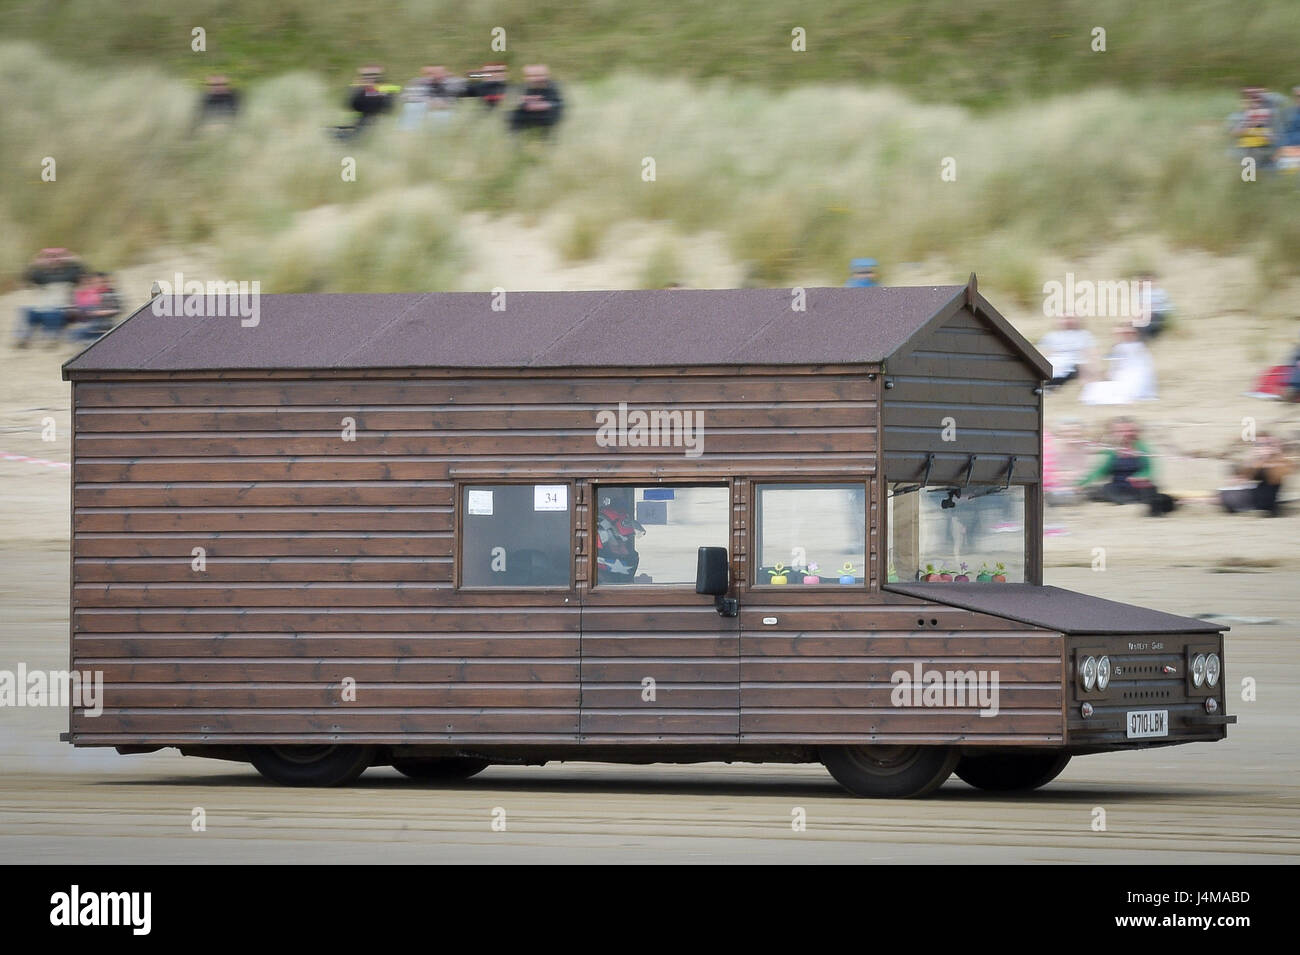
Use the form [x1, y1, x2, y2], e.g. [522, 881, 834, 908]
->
[391, 756, 490, 782]
[820, 744, 959, 798]
[954, 751, 1071, 792]
[249, 744, 374, 787]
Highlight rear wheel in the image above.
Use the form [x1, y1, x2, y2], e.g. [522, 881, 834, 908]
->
[249, 744, 374, 787]
[820, 744, 959, 798]
[391, 756, 490, 782]
[954, 751, 1071, 792]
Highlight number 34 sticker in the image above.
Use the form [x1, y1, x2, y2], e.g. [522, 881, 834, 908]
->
[534, 485, 568, 511]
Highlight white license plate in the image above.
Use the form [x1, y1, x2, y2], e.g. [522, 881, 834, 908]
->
[1127, 709, 1169, 739]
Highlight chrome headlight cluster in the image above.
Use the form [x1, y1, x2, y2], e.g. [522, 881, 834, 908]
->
[1079, 654, 1111, 692]
[1194, 652, 1222, 688]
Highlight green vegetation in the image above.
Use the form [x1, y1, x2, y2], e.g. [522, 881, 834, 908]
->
[2, 38, 1299, 296]
[2, 0, 1297, 108]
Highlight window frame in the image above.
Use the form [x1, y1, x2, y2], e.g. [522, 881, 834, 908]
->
[588, 481, 732, 591]
[748, 478, 872, 590]
[454, 479, 577, 592]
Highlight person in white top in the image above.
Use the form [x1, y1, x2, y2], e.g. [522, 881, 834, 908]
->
[1080, 324, 1158, 405]
[1037, 314, 1096, 387]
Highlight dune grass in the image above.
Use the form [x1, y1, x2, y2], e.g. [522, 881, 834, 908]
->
[3, 43, 1299, 297]
[1, 0, 1298, 109]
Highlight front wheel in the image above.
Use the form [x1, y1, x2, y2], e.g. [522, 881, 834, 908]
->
[392, 756, 490, 782]
[249, 744, 375, 787]
[820, 744, 959, 798]
[954, 751, 1071, 792]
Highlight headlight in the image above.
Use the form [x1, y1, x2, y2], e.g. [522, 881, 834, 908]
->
[1081, 655, 1097, 691]
[1206, 653, 1221, 687]
[1192, 653, 1207, 688]
[1097, 655, 1111, 691]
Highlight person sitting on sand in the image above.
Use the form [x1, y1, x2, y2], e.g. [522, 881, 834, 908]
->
[1219, 434, 1293, 517]
[1080, 324, 1157, 405]
[1075, 418, 1164, 508]
[1037, 314, 1095, 387]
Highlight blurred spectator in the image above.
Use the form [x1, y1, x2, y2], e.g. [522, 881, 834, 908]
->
[15, 248, 84, 347]
[1076, 417, 1174, 514]
[1281, 86, 1300, 146]
[1219, 434, 1292, 516]
[345, 65, 397, 135]
[196, 75, 240, 128]
[1274, 86, 1300, 173]
[1080, 323, 1158, 405]
[1037, 314, 1096, 387]
[844, 258, 879, 287]
[1132, 271, 1171, 340]
[509, 65, 564, 133]
[71, 272, 122, 338]
[464, 63, 508, 109]
[1244, 336, 1300, 399]
[400, 65, 463, 130]
[1044, 418, 1092, 504]
[1229, 87, 1279, 168]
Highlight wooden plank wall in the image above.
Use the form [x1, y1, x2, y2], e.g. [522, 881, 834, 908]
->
[882, 307, 1043, 485]
[69, 365, 881, 745]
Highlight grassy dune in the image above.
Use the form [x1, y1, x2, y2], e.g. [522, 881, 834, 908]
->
[3, 42, 1299, 297]
[1, 0, 1298, 107]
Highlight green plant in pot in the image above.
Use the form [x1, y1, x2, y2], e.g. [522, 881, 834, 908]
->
[768, 562, 789, 585]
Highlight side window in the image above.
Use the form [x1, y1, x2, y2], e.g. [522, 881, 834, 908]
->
[595, 485, 729, 585]
[754, 483, 866, 585]
[887, 483, 1026, 583]
[460, 484, 571, 587]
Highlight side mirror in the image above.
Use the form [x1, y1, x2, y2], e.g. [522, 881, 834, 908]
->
[696, 546, 737, 616]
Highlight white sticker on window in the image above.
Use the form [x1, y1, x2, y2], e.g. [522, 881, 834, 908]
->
[534, 485, 568, 511]
[467, 489, 494, 515]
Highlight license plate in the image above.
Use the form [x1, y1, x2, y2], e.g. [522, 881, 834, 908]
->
[1127, 709, 1169, 739]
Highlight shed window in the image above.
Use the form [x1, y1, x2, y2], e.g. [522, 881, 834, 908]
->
[595, 485, 728, 585]
[753, 483, 866, 585]
[460, 484, 571, 587]
[887, 484, 1025, 583]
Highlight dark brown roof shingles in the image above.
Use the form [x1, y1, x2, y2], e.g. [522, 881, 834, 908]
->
[64, 286, 971, 373]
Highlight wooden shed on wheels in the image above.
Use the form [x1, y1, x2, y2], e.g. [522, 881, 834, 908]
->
[60, 275, 1233, 796]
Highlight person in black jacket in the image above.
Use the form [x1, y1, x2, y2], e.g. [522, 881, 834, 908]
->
[509, 64, 563, 134]
[348, 65, 395, 130]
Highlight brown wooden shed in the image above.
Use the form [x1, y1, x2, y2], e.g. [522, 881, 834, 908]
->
[59, 276, 1231, 796]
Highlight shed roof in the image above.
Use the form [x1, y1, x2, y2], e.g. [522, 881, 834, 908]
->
[885, 583, 1223, 635]
[63, 280, 1049, 376]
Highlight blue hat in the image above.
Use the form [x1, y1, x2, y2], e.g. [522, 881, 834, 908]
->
[850, 258, 878, 270]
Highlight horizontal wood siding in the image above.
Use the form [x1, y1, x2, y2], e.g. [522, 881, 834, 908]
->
[69, 366, 880, 745]
[882, 307, 1043, 484]
[739, 599, 1064, 743]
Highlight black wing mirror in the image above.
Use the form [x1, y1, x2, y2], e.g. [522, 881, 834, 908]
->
[696, 546, 738, 616]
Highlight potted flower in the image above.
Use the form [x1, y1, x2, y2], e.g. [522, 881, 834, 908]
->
[838, 562, 857, 585]
[991, 561, 1008, 583]
[954, 561, 971, 583]
[802, 561, 821, 585]
[767, 562, 789, 585]
[976, 562, 994, 582]
[922, 563, 945, 582]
